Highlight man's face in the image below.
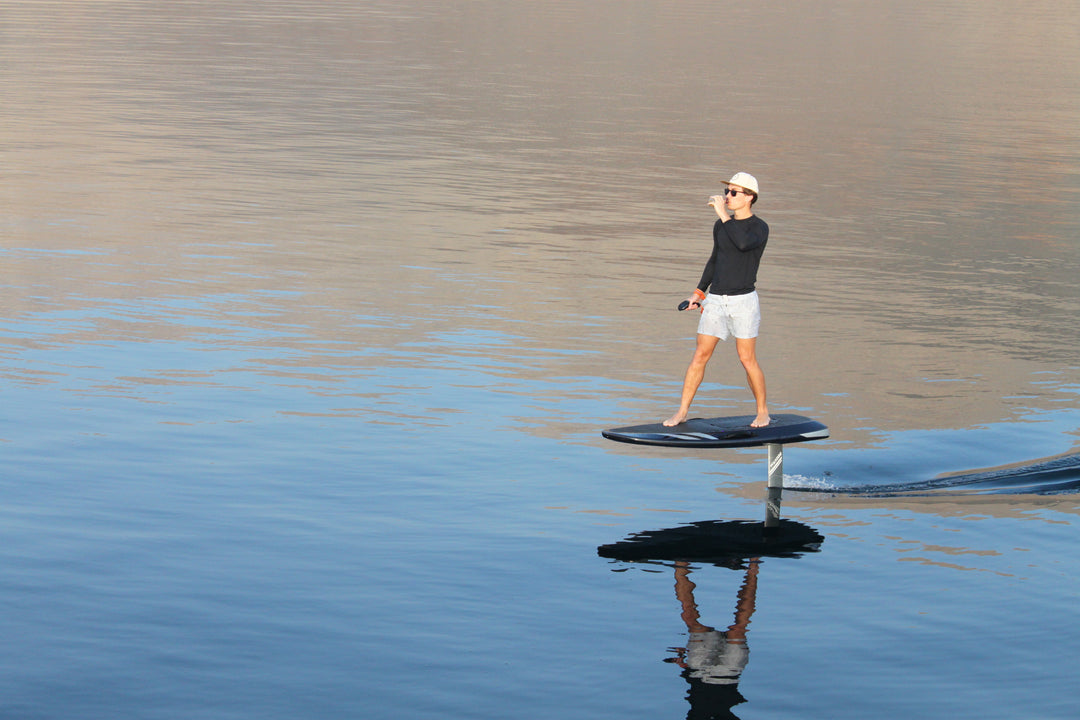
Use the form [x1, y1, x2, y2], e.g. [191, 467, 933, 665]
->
[725, 185, 754, 211]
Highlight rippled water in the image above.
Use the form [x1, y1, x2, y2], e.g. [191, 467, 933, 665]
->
[2, 1, 1079, 718]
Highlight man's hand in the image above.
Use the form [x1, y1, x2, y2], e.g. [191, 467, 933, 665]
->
[679, 288, 706, 311]
[708, 194, 730, 221]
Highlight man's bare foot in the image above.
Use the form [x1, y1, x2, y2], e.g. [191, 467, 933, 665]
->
[663, 413, 687, 427]
[750, 412, 771, 428]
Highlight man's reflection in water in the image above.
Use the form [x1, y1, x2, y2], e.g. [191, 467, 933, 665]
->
[666, 559, 759, 720]
[599, 518, 821, 717]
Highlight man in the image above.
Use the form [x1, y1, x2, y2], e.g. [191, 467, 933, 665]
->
[663, 172, 770, 428]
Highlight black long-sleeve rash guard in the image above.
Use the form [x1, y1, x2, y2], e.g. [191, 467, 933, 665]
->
[695, 215, 769, 296]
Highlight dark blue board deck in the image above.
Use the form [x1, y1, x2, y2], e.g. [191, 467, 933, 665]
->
[602, 413, 828, 448]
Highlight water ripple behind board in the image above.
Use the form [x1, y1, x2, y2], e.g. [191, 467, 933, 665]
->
[789, 453, 1080, 497]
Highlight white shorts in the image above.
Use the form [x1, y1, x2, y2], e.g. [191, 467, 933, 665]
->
[697, 291, 761, 340]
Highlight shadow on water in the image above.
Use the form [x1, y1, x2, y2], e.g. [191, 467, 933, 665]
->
[599, 508, 823, 719]
[790, 452, 1080, 497]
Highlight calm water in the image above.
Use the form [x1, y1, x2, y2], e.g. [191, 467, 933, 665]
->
[2, 1, 1079, 718]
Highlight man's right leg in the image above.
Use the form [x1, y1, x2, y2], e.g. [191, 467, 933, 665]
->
[663, 333, 721, 427]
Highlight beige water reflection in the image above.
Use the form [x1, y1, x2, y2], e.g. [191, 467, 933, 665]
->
[3, 1, 1078, 446]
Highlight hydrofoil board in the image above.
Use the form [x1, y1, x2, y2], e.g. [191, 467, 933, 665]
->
[602, 413, 828, 449]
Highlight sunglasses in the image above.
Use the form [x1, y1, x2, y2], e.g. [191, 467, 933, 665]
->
[724, 188, 750, 196]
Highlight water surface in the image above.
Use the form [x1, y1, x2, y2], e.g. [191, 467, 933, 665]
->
[2, 1, 1079, 718]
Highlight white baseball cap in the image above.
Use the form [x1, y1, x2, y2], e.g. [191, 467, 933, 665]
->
[722, 172, 759, 196]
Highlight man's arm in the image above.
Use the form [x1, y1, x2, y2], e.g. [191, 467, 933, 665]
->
[719, 219, 768, 252]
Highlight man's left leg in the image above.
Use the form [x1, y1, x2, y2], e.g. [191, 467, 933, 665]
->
[735, 336, 770, 427]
